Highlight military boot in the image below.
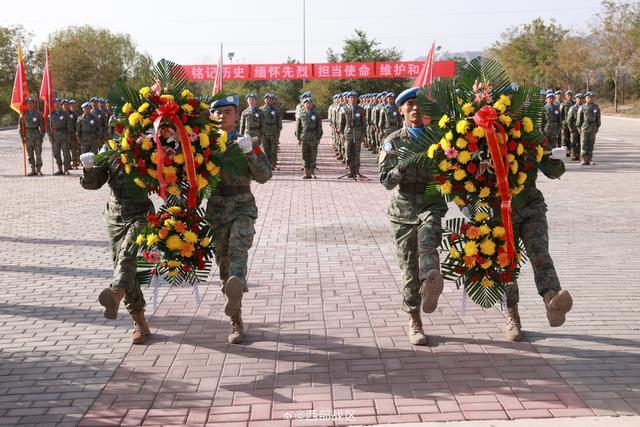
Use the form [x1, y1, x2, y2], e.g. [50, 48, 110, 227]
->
[505, 304, 523, 341]
[408, 312, 427, 345]
[228, 310, 244, 344]
[28, 168, 37, 176]
[543, 290, 573, 327]
[98, 287, 126, 320]
[311, 168, 317, 179]
[302, 168, 311, 179]
[54, 166, 64, 175]
[223, 276, 244, 317]
[36, 166, 43, 176]
[131, 309, 150, 344]
[420, 269, 444, 313]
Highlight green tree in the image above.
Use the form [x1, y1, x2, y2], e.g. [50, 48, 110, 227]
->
[555, 35, 596, 91]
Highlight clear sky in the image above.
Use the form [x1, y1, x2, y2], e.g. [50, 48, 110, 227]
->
[2, 0, 603, 64]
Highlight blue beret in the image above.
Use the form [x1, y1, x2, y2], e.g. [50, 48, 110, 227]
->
[302, 97, 312, 103]
[26, 97, 35, 102]
[555, 90, 563, 95]
[246, 93, 257, 99]
[545, 89, 554, 95]
[264, 93, 271, 99]
[332, 94, 338, 100]
[385, 92, 396, 98]
[52, 97, 61, 102]
[341, 92, 349, 97]
[348, 91, 358, 97]
[566, 90, 573, 95]
[211, 95, 240, 109]
[61, 99, 68, 105]
[81, 102, 91, 108]
[585, 91, 594, 97]
[539, 90, 546, 96]
[90, 97, 98, 102]
[501, 83, 519, 94]
[69, 99, 77, 104]
[575, 93, 584, 98]
[546, 93, 555, 99]
[395, 87, 419, 106]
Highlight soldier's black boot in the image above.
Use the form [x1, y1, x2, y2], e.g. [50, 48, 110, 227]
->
[543, 290, 573, 327]
[36, 167, 43, 176]
[54, 166, 64, 175]
[28, 168, 37, 176]
[505, 304, 523, 341]
[408, 312, 427, 345]
[223, 276, 244, 317]
[420, 269, 444, 313]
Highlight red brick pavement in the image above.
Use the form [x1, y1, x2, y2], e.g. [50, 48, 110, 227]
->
[1, 116, 638, 426]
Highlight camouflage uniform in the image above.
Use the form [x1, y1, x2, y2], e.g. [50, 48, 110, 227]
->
[260, 104, 280, 167]
[542, 102, 561, 148]
[566, 100, 583, 160]
[66, 106, 81, 166]
[80, 156, 153, 314]
[575, 102, 601, 163]
[338, 103, 366, 175]
[379, 127, 447, 313]
[205, 132, 272, 289]
[378, 103, 402, 139]
[48, 108, 71, 173]
[239, 106, 264, 143]
[19, 109, 45, 175]
[295, 107, 323, 173]
[76, 113, 102, 154]
[559, 98, 575, 152]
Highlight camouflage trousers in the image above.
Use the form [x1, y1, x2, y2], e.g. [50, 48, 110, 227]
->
[390, 209, 445, 313]
[106, 215, 146, 315]
[570, 131, 581, 159]
[300, 139, 319, 169]
[211, 215, 255, 290]
[581, 131, 597, 162]
[80, 140, 98, 154]
[561, 126, 572, 151]
[25, 137, 43, 171]
[544, 128, 559, 148]
[345, 134, 363, 174]
[69, 135, 81, 164]
[51, 134, 71, 170]
[505, 190, 562, 306]
[263, 134, 278, 167]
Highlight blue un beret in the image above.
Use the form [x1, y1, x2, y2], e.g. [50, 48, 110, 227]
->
[585, 91, 595, 97]
[386, 92, 396, 98]
[69, 99, 77, 104]
[546, 93, 555, 99]
[246, 93, 257, 100]
[211, 95, 240, 110]
[566, 90, 573, 95]
[61, 99, 68, 105]
[395, 87, 419, 106]
[575, 93, 584, 98]
[341, 92, 349, 97]
[26, 97, 35, 103]
[81, 102, 91, 108]
[90, 97, 98, 102]
[52, 97, 61, 103]
[545, 89, 554, 95]
[348, 91, 358, 97]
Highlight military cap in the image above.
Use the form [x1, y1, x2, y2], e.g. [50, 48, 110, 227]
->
[90, 96, 98, 102]
[211, 95, 240, 109]
[385, 92, 396, 98]
[575, 93, 584, 98]
[395, 87, 419, 106]
[332, 94, 338, 100]
[61, 99, 68, 105]
[348, 91, 358, 97]
[81, 101, 91, 108]
[52, 97, 61, 103]
[341, 92, 349, 97]
[540, 89, 546, 96]
[263, 93, 271, 99]
[585, 91, 595, 97]
[246, 93, 257, 99]
[555, 90, 563, 95]
[69, 99, 77, 104]
[545, 89, 554, 95]
[501, 83, 519, 94]
[546, 93, 555, 99]
[303, 97, 313, 104]
[26, 97, 35, 103]
[566, 90, 573, 95]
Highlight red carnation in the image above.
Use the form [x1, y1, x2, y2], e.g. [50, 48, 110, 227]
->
[500, 271, 513, 283]
[188, 98, 198, 108]
[514, 120, 521, 130]
[476, 174, 485, 182]
[468, 141, 478, 152]
[182, 265, 191, 272]
[465, 132, 478, 144]
[524, 162, 533, 171]
[181, 115, 188, 124]
[115, 123, 123, 134]
[203, 148, 211, 157]
[164, 157, 173, 166]
[508, 141, 517, 152]
[193, 125, 200, 134]
[454, 267, 466, 274]
[466, 163, 477, 174]
[449, 233, 458, 242]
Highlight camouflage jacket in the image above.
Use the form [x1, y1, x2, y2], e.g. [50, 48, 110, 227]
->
[66, 109, 79, 135]
[542, 103, 561, 131]
[338, 104, 366, 138]
[239, 107, 264, 138]
[19, 110, 45, 140]
[379, 127, 447, 224]
[76, 113, 102, 143]
[566, 103, 582, 133]
[80, 156, 153, 221]
[48, 109, 69, 138]
[378, 104, 401, 135]
[295, 108, 323, 141]
[205, 131, 272, 224]
[559, 100, 575, 128]
[259, 105, 280, 136]
[576, 103, 601, 133]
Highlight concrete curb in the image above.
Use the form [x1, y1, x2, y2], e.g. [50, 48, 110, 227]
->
[372, 415, 640, 427]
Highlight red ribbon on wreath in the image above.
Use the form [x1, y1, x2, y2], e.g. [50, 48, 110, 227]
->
[472, 105, 515, 262]
[152, 99, 199, 209]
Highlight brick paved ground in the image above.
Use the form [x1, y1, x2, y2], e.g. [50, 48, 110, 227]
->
[0, 116, 638, 426]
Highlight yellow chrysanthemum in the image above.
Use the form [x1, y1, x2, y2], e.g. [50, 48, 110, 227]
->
[481, 259, 493, 269]
[479, 225, 491, 236]
[536, 146, 544, 163]
[173, 153, 185, 164]
[164, 218, 176, 228]
[166, 235, 183, 251]
[167, 206, 182, 215]
[181, 89, 194, 99]
[510, 129, 522, 139]
[510, 161, 518, 174]
[474, 212, 489, 222]
[194, 153, 204, 165]
[147, 168, 157, 178]
[479, 187, 491, 198]
[135, 234, 144, 245]
[457, 150, 471, 164]
[128, 112, 142, 126]
[456, 137, 468, 149]
[439, 137, 451, 151]
[480, 238, 496, 256]
[499, 94, 511, 106]
[499, 114, 512, 127]
[133, 178, 145, 188]
[163, 165, 177, 179]
[438, 160, 452, 172]
[507, 154, 515, 163]
[141, 138, 153, 151]
[453, 196, 466, 206]
[522, 117, 534, 133]
[197, 174, 208, 191]
[200, 236, 210, 247]
[120, 153, 128, 164]
[517, 172, 527, 185]
[206, 162, 220, 175]
[167, 260, 181, 268]
[517, 143, 524, 156]
[445, 131, 453, 141]
[512, 185, 525, 195]
[167, 185, 181, 195]
[464, 241, 478, 257]
[138, 102, 150, 113]
[464, 180, 476, 193]
[200, 102, 209, 110]
[108, 139, 118, 150]
[217, 137, 227, 153]
[480, 279, 494, 287]
[493, 101, 506, 113]
[181, 104, 194, 114]
[160, 94, 174, 102]
[199, 133, 210, 149]
[492, 226, 506, 238]
[122, 103, 133, 114]
[472, 127, 485, 138]
[450, 248, 461, 259]
[453, 169, 467, 181]
[146, 233, 158, 247]
[167, 269, 179, 278]
[182, 230, 198, 244]
[124, 164, 131, 174]
[461, 102, 475, 116]
[438, 114, 450, 128]
[427, 143, 438, 159]
[139, 87, 152, 97]
[440, 180, 452, 194]
[121, 138, 130, 151]
[456, 120, 469, 135]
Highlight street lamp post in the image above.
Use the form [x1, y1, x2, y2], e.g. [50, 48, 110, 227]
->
[302, 0, 306, 86]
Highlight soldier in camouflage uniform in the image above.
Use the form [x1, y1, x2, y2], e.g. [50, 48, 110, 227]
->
[99, 98, 111, 142]
[208, 95, 273, 344]
[239, 93, 264, 144]
[259, 93, 280, 170]
[19, 98, 45, 176]
[575, 91, 601, 165]
[272, 94, 283, 165]
[338, 92, 366, 178]
[64, 100, 81, 168]
[567, 93, 584, 161]
[48, 97, 71, 175]
[76, 102, 102, 154]
[379, 88, 447, 345]
[295, 91, 312, 120]
[80, 150, 153, 344]
[378, 92, 402, 140]
[328, 94, 339, 156]
[542, 93, 561, 147]
[295, 98, 323, 179]
[503, 145, 574, 341]
[559, 90, 575, 156]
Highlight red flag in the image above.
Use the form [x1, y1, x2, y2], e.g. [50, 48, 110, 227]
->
[10, 46, 29, 114]
[39, 48, 53, 129]
[212, 43, 223, 95]
[412, 41, 436, 88]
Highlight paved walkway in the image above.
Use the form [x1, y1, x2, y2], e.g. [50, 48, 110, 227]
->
[0, 117, 638, 426]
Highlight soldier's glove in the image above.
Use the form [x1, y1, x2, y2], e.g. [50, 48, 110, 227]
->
[237, 136, 253, 154]
[550, 147, 566, 160]
[80, 152, 96, 169]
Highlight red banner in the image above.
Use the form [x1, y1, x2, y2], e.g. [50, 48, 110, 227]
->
[182, 61, 456, 82]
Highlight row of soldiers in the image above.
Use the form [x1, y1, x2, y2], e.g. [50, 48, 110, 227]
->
[18, 96, 115, 176]
[541, 89, 601, 165]
[238, 93, 284, 170]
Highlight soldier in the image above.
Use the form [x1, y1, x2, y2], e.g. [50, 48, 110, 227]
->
[559, 90, 575, 156]
[503, 147, 574, 341]
[208, 95, 273, 344]
[365, 93, 376, 151]
[328, 94, 339, 155]
[259, 93, 280, 170]
[554, 90, 562, 107]
[338, 92, 366, 178]
[99, 98, 110, 139]
[80, 149, 153, 344]
[567, 93, 584, 161]
[379, 87, 447, 345]
[295, 91, 312, 120]
[76, 102, 102, 154]
[272, 93, 283, 163]
[48, 97, 71, 175]
[542, 93, 561, 148]
[575, 91, 601, 165]
[18, 97, 45, 176]
[378, 92, 401, 140]
[64, 100, 81, 168]
[239, 93, 264, 144]
[295, 98, 323, 179]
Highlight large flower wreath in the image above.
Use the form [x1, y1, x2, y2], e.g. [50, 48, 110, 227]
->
[399, 57, 552, 307]
[96, 59, 247, 286]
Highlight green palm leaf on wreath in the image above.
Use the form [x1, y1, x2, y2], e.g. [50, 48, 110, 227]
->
[465, 279, 507, 308]
[458, 56, 511, 100]
[153, 58, 190, 95]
